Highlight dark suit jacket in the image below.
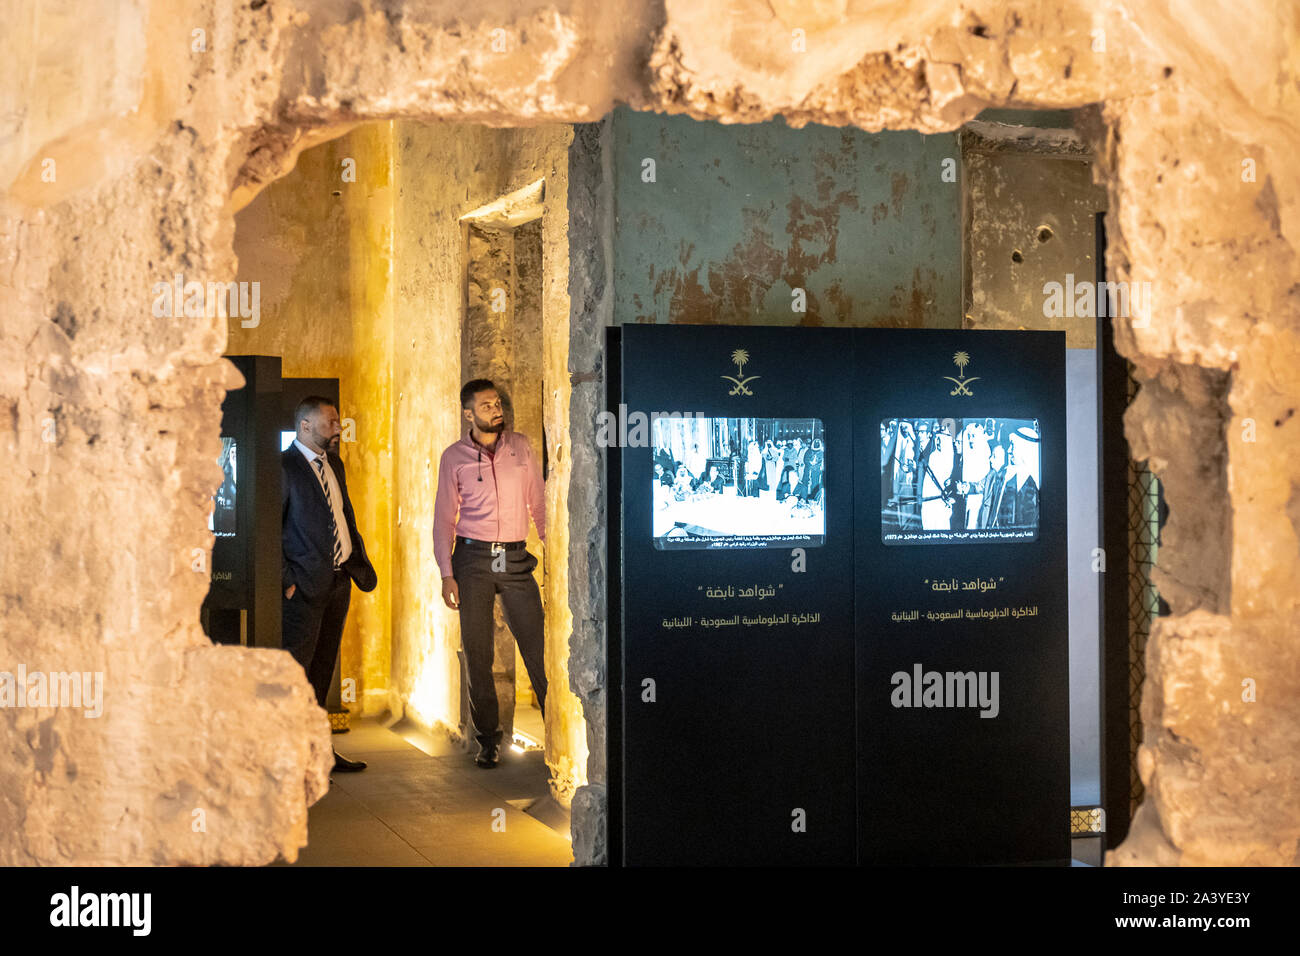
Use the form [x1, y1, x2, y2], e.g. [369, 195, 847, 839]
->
[282, 445, 378, 603]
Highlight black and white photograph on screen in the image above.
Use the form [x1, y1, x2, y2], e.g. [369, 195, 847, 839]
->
[881, 416, 1040, 544]
[210, 437, 237, 537]
[652, 416, 825, 549]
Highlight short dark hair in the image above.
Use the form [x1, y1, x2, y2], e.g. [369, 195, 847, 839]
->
[460, 378, 497, 409]
[294, 395, 336, 428]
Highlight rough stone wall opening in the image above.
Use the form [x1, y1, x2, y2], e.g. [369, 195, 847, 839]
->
[4, 0, 1297, 868]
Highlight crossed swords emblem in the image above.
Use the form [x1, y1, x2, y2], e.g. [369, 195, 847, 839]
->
[720, 349, 976, 397]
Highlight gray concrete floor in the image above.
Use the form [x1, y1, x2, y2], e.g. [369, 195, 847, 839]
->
[281, 717, 1103, 868]
[279, 717, 572, 866]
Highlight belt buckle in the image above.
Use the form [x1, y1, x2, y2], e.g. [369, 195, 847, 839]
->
[490, 541, 504, 555]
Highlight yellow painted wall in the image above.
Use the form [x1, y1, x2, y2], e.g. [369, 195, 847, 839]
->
[229, 123, 394, 718]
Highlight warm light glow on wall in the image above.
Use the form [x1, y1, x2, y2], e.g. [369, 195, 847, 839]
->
[404, 600, 460, 729]
[405, 646, 448, 732]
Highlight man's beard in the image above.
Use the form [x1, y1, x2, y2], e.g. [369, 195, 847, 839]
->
[309, 426, 338, 453]
[475, 414, 505, 433]
[304, 427, 335, 453]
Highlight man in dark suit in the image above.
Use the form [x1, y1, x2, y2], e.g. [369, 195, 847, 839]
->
[281, 396, 378, 773]
[976, 440, 1009, 529]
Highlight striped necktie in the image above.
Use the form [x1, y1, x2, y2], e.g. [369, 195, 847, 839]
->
[313, 457, 344, 570]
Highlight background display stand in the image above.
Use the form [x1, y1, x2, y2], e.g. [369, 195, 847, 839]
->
[202, 355, 283, 651]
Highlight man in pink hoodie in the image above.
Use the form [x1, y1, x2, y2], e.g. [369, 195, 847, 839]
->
[433, 379, 547, 768]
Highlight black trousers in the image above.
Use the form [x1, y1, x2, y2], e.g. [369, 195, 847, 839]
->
[282, 569, 352, 708]
[452, 544, 547, 749]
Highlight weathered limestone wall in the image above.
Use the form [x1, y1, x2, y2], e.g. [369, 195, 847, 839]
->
[0, 2, 346, 865]
[3, 0, 1298, 866]
[566, 117, 616, 866]
[1098, 85, 1297, 864]
[229, 123, 396, 719]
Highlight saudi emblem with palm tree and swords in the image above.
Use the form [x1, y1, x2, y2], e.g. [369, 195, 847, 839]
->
[722, 348, 761, 396]
[944, 350, 979, 396]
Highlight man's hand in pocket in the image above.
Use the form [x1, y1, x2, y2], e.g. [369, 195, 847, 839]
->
[284, 585, 296, 599]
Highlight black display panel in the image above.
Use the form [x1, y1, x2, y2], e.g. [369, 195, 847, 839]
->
[618, 325, 857, 865]
[855, 330, 1069, 865]
[613, 325, 1069, 866]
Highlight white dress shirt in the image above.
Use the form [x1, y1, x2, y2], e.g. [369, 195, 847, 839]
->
[293, 438, 353, 564]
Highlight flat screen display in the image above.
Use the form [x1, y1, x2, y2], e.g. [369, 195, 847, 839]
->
[209, 437, 237, 538]
[881, 416, 1040, 544]
[652, 416, 825, 550]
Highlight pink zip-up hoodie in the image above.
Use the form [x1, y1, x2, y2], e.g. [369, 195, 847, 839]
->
[433, 429, 545, 579]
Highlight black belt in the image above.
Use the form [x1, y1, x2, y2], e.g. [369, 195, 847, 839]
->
[455, 536, 525, 552]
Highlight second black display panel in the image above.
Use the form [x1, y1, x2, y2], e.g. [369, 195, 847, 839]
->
[854, 329, 1069, 865]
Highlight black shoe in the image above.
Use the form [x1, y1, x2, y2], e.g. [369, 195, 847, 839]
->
[475, 744, 500, 769]
[333, 750, 367, 772]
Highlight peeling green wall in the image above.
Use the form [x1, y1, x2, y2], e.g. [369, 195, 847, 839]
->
[612, 107, 962, 328]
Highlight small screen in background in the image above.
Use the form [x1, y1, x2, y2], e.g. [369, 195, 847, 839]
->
[210, 437, 237, 538]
